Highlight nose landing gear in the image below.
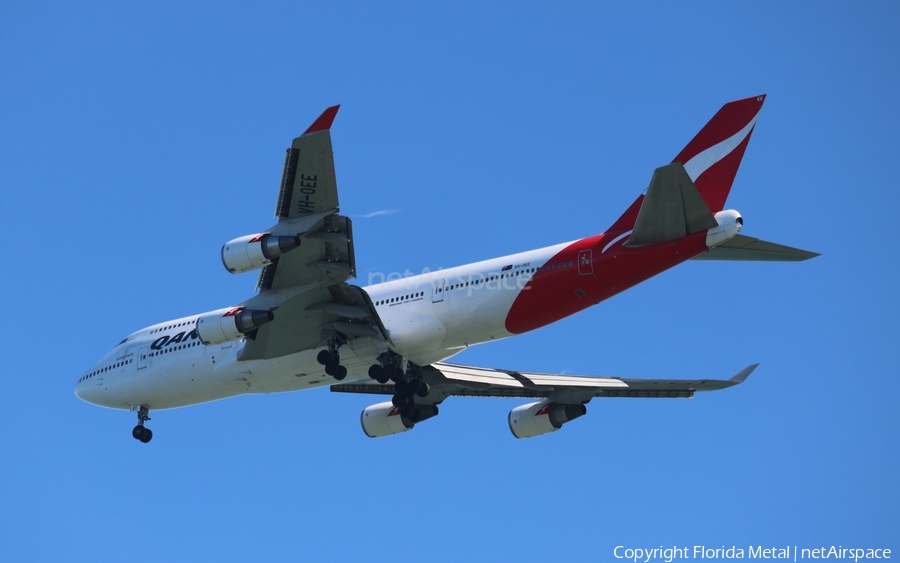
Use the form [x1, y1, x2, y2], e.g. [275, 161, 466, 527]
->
[131, 405, 152, 443]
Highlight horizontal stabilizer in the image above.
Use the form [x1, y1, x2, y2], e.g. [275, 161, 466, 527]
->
[625, 163, 718, 247]
[692, 234, 819, 261]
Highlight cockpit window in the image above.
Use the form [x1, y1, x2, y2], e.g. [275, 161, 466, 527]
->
[117, 338, 128, 346]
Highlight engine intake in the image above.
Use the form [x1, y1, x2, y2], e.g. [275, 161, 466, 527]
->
[508, 400, 587, 439]
[705, 210, 743, 248]
[196, 307, 274, 346]
[221, 233, 302, 274]
[361, 401, 439, 438]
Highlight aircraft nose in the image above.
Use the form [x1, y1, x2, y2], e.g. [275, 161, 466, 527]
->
[75, 377, 102, 405]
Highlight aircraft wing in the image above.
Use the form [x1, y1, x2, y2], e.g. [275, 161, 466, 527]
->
[235, 106, 389, 360]
[331, 362, 758, 403]
[274, 105, 341, 222]
[257, 105, 354, 293]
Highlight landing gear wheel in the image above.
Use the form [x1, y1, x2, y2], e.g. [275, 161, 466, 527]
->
[368, 364, 388, 383]
[384, 364, 398, 381]
[393, 380, 410, 396]
[415, 382, 431, 398]
[334, 365, 348, 381]
[325, 361, 338, 376]
[392, 394, 412, 408]
[317, 350, 332, 365]
[131, 406, 152, 443]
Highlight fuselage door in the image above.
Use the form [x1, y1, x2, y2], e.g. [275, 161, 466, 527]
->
[578, 249, 594, 276]
[137, 346, 149, 370]
[432, 278, 445, 303]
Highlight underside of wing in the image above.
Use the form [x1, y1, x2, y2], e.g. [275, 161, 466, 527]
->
[275, 105, 341, 220]
[233, 106, 390, 360]
[239, 282, 389, 360]
[257, 212, 356, 292]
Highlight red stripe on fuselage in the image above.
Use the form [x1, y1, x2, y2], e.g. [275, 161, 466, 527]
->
[505, 232, 710, 334]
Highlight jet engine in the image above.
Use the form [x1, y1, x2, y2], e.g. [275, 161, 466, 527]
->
[195, 307, 274, 346]
[361, 401, 439, 438]
[508, 400, 587, 439]
[221, 233, 302, 274]
[705, 210, 743, 248]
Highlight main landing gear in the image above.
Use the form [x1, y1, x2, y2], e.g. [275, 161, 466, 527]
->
[317, 334, 348, 381]
[370, 355, 432, 422]
[131, 405, 152, 443]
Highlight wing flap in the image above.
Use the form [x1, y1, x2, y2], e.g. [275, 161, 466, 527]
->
[430, 363, 526, 388]
[519, 373, 628, 389]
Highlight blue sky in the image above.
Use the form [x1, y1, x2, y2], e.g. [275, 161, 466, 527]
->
[1, 2, 897, 561]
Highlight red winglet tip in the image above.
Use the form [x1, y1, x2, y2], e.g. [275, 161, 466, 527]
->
[303, 105, 341, 135]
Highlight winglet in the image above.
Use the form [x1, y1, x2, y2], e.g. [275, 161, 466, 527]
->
[303, 105, 341, 135]
[729, 363, 759, 384]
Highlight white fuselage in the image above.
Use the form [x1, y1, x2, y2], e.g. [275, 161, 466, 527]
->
[75, 242, 568, 411]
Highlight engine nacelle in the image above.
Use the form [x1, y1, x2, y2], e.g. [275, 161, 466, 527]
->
[221, 233, 302, 274]
[508, 400, 587, 439]
[360, 401, 439, 438]
[705, 210, 743, 248]
[195, 307, 274, 346]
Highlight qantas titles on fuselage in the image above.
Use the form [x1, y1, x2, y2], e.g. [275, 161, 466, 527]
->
[75, 96, 817, 443]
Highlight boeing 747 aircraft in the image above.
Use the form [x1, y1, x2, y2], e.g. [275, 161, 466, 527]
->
[75, 96, 817, 442]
